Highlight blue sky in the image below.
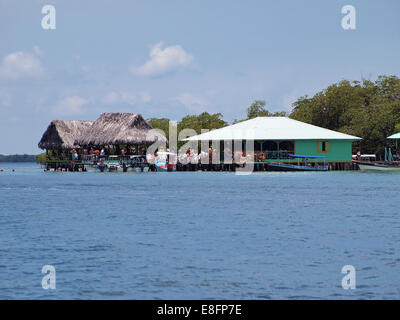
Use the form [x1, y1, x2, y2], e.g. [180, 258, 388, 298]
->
[0, 0, 399, 154]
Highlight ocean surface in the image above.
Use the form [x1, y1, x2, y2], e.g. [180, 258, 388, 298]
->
[0, 162, 399, 299]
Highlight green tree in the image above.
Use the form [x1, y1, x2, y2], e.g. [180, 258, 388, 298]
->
[176, 112, 227, 148]
[0, 154, 37, 162]
[178, 112, 227, 134]
[289, 75, 400, 156]
[147, 117, 171, 139]
[246, 100, 271, 119]
[36, 153, 47, 165]
[233, 100, 287, 123]
[148, 113, 227, 148]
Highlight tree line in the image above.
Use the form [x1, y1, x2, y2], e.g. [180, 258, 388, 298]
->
[148, 75, 400, 155]
[0, 154, 37, 162]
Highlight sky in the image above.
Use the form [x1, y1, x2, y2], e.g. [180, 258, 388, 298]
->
[0, 0, 399, 154]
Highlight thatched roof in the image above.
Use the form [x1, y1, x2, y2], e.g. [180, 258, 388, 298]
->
[76, 113, 167, 146]
[38, 120, 94, 150]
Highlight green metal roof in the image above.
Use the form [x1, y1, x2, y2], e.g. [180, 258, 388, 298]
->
[388, 132, 400, 139]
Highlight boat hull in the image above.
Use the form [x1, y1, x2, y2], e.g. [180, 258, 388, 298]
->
[155, 160, 176, 172]
[84, 165, 98, 172]
[356, 162, 400, 171]
[127, 166, 150, 173]
[266, 162, 328, 172]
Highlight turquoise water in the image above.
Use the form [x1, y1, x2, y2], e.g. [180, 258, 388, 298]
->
[0, 162, 399, 299]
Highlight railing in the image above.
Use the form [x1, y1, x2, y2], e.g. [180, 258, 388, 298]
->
[45, 154, 148, 166]
[46, 151, 302, 165]
[255, 150, 294, 161]
[45, 159, 71, 163]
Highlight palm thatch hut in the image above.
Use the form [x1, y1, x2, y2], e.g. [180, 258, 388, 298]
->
[76, 113, 167, 147]
[38, 120, 94, 150]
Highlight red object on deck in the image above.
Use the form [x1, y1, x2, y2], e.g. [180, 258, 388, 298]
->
[167, 163, 174, 170]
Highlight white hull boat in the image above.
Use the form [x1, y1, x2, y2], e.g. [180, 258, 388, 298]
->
[354, 161, 400, 171]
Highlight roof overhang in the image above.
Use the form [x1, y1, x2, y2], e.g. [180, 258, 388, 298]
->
[388, 132, 400, 139]
[182, 117, 362, 141]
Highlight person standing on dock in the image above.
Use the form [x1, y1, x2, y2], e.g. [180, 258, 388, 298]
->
[83, 149, 88, 161]
[71, 148, 78, 162]
[93, 149, 100, 163]
[100, 148, 105, 159]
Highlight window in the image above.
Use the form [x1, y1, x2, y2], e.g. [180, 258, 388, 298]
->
[317, 140, 330, 153]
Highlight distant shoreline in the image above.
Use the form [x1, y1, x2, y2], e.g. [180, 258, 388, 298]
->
[0, 154, 38, 163]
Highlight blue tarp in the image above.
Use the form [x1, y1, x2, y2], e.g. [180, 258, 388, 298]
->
[288, 154, 326, 159]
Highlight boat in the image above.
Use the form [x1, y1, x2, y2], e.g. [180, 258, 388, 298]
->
[353, 160, 400, 171]
[102, 155, 121, 172]
[266, 154, 329, 172]
[352, 133, 400, 171]
[85, 156, 121, 172]
[352, 154, 376, 162]
[155, 152, 176, 172]
[84, 164, 100, 172]
[84, 155, 152, 173]
[127, 155, 150, 172]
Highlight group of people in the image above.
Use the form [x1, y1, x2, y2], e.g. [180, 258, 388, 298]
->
[64, 146, 257, 165]
[146, 147, 252, 165]
[70, 148, 102, 162]
[69, 147, 148, 163]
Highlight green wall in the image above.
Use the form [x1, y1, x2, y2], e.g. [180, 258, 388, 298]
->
[295, 140, 353, 162]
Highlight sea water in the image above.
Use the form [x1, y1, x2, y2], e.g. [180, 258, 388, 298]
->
[0, 162, 399, 299]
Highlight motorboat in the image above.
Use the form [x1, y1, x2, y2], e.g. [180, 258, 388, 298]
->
[155, 152, 176, 172]
[267, 154, 329, 171]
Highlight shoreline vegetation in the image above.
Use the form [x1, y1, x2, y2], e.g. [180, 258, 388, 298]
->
[0, 154, 38, 163]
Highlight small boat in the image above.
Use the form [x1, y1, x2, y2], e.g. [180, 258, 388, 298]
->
[92, 163, 119, 172]
[84, 165, 99, 172]
[88, 156, 121, 172]
[107, 163, 121, 172]
[155, 152, 176, 172]
[104, 155, 121, 172]
[267, 154, 329, 172]
[352, 133, 400, 171]
[127, 155, 149, 172]
[353, 160, 400, 171]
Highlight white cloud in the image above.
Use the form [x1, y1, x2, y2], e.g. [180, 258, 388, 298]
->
[102, 91, 152, 105]
[175, 93, 207, 111]
[0, 47, 43, 79]
[53, 96, 89, 115]
[133, 42, 193, 77]
[33, 45, 44, 57]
